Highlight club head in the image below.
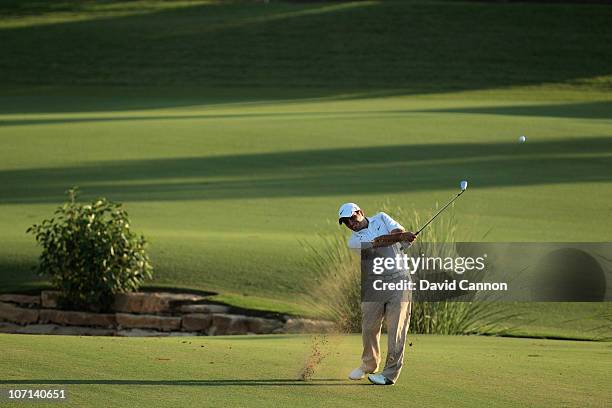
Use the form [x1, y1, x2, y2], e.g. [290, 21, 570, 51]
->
[460, 180, 468, 191]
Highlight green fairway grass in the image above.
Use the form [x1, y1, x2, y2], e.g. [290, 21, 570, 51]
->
[0, 333, 610, 407]
[1, 1, 611, 336]
[1, 0, 612, 91]
[1, 87, 611, 323]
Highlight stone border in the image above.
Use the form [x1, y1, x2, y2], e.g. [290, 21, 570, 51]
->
[0, 291, 335, 336]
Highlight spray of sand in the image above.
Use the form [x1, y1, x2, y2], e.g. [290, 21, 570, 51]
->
[296, 234, 360, 380]
[298, 334, 330, 381]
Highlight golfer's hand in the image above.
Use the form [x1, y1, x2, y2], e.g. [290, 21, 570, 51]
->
[372, 235, 394, 247]
[402, 231, 417, 243]
[373, 232, 416, 247]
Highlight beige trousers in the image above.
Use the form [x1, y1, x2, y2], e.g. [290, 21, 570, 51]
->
[360, 298, 411, 383]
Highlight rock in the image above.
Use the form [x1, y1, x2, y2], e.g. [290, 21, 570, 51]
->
[0, 323, 115, 336]
[180, 304, 230, 314]
[246, 317, 283, 334]
[113, 292, 205, 314]
[0, 294, 40, 306]
[169, 331, 199, 337]
[181, 313, 212, 332]
[284, 318, 336, 334]
[3, 291, 337, 337]
[15, 324, 60, 335]
[0, 323, 113, 336]
[116, 328, 170, 337]
[116, 313, 181, 331]
[41, 291, 61, 308]
[0, 301, 39, 324]
[0, 323, 57, 334]
[39, 309, 115, 328]
[209, 314, 250, 335]
[0, 322, 20, 332]
[52, 325, 115, 336]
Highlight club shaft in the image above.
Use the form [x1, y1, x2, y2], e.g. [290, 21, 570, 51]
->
[415, 190, 465, 236]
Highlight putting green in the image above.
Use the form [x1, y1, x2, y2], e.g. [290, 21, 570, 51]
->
[0, 333, 609, 407]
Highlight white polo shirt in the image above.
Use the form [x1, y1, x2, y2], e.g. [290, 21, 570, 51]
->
[347, 212, 404, 250]
[348, 212, 408, 276]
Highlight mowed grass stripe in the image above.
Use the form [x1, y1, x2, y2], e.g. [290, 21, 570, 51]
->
[0, 334, 610, 407]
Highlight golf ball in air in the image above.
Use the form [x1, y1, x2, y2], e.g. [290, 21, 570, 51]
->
[519, 135, 526, 143]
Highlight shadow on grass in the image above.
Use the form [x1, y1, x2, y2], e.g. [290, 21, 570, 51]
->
[0, 109, 407, 127]
[0, 378, 364, 387]
[0, 259, 41, 294]
[419, 100, 612, 120]
[3, 99, 612, 126]
[1, 0, 611, 113]
[0, 137, 611, 204]
[0, 87, 403, 115]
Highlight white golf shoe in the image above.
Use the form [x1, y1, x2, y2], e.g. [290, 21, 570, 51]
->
[367, 373, 394, 385]
[348, 368, 367, 380]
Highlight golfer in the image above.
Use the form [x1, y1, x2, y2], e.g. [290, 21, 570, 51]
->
[338, 202, 416, 386]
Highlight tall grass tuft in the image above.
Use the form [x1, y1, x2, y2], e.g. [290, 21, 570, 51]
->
[304, 204, 515, 335]
[302, 234, 362, 333]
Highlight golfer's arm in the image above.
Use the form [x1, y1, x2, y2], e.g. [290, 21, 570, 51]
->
[372, 228, 406, 247]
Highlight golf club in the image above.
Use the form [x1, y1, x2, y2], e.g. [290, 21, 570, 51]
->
[415, 180, 468, 236]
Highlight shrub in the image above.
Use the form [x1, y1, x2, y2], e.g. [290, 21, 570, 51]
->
[27, 188, 153, 311]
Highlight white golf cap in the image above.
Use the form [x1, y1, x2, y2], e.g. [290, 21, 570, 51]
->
[338, 202, 361, 224]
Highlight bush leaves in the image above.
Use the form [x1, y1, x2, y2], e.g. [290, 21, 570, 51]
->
[27, 187, 153, 311]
